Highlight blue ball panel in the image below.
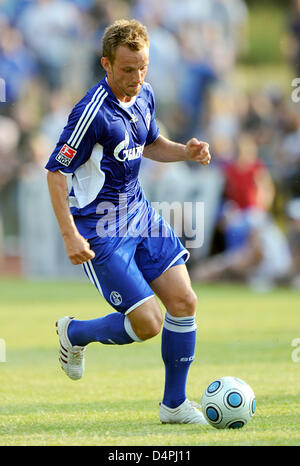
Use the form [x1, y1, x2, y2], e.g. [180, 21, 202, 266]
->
[207, 380, 221, 393]
[227, 392, 242, 407]
[206, 407, 219, 422]
[229, 421, 244, 429]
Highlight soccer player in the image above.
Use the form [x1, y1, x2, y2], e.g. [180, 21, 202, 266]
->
[46, 19, 211, 424]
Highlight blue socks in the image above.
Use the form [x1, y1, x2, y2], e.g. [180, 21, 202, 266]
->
[161, 312, 197, 409]
[68, 310, 197, 410]
[67, 312, 142, 346]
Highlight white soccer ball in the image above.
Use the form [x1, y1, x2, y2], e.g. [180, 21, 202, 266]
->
[201, 376, 256, 429]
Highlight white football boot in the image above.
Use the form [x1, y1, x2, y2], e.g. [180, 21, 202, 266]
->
[56, 316, 85, 380]
[159, 399, 208, 424]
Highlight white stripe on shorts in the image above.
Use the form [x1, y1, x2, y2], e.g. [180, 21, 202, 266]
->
[82, 260, 103, 296]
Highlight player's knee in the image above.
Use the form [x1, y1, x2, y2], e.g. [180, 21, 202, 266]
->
[140, 315, 163, 340]
[169, 289, 198, 317]
[134, 313, 163, 341]
[129, 303, 163, 341]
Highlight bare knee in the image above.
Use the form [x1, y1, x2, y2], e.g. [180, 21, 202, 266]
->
[137, 314, 162, 340]
[128, 299, 163, 341]
[168, 288, 198, 317]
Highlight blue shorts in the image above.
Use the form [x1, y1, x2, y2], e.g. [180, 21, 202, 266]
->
[82, 227, 189, 314]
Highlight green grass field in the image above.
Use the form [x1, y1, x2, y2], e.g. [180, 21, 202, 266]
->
[0, 278, 299, 446]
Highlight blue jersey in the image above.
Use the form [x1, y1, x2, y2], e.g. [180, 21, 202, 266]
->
[45, 76, 159, 226]
[45, 76, 188, 306]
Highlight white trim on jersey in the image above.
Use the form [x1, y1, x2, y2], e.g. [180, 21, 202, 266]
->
[67, 85, 108, 149]
[68, 143, 105, 209]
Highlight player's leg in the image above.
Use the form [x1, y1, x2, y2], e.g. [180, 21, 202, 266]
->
[150, 262, 197, 317]
[149, 264, 199, 408]
[56, 238, 163, 380]
[68, 290, 163, 345]
[127, 295, 163, 341]
[151, 264, 207, 424]
[67, 241, 163, 344]
[56, 296, 162, 381]
[134, 214, 207, 423]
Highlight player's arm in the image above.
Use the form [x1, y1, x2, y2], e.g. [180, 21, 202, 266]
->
[143, 134, 211, 165]
[47, 170, 95, 265]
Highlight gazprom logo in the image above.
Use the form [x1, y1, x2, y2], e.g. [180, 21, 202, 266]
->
[113, 131, 144, 162]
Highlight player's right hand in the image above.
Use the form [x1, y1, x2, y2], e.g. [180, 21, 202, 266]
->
[63, 232, 95, 265]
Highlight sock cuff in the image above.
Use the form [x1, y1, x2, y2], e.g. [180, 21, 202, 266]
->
[124, 316, 143, 342]
[163, 311, 197, 333]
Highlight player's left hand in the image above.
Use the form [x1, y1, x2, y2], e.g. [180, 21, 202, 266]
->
[185, 138, 211, 166]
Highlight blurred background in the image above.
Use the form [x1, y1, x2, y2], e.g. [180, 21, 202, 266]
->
[0, 0, 299, 291]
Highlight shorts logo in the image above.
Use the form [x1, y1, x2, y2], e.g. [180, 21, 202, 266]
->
[55, 143, 77, 167]
[110, 291, 122, 306]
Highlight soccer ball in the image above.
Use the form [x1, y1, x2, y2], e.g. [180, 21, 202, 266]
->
[201, 376, 256, 429]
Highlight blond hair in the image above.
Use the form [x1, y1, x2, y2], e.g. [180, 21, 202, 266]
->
[102, 19, 149, 63]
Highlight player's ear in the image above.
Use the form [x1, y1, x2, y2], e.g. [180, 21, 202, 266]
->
[101, 57, 111, 73]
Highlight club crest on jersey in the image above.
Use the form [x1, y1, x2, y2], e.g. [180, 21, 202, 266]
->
[113, 130, 144, 162]
[110, 291, 122, 306]
[55, 143, 77, 167]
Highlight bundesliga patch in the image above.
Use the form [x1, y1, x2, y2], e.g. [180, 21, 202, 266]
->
[55, 143, 77, 167]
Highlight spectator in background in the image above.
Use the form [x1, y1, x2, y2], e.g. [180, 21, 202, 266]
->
[88, 0, 131, 85]
[0, 116, 20, 189]
[191, 130, 290, 289]
[162, 0, 243, 140]
[0, 0, 297, 285]
[190, 202, 293, 291]
[131, 0, 248, 140]
[0, 22, 38, 102]
[207, 85, 241, 149]
[223, 132, 275, 212]
[39, 88, 73, 143]
[0, 116, 20, 267]
[286, 198, 300, 288]
[286, 0, 300, 75]
[276, 111, 300, 199]
[16, 0, 89, 90]
[18, 130, 80, 278]
[134, 6, 182, 135]
[175, 21, 218, 141]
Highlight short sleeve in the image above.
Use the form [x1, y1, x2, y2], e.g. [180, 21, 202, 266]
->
[144, 84, 160, 146]
[45, 102, 101, 174]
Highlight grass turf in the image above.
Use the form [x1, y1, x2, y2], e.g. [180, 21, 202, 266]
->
[0, 278, 299, 446]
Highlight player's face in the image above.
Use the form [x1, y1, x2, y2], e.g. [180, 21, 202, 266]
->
[102, 45, 149, 102]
